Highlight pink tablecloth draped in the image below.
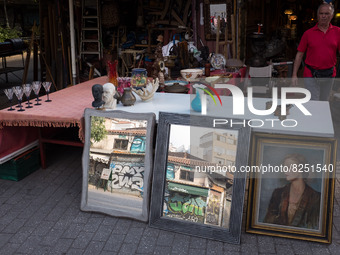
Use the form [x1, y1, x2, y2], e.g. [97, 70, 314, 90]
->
[0, 76, 108, 142]
[0, 126, 38, 159]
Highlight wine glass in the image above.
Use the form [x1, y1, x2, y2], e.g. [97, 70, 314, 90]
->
[13, 86, 25, 112]
[42, 81, 52, 102]
[3, 88, 15, 111]
[22, 84, 33, 108]
[32, 81, 42, 105]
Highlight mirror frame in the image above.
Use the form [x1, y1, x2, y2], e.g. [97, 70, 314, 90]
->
[81, 108, 156, 222]
[149, 112, 251, 243]
[204, 0, 231, 41]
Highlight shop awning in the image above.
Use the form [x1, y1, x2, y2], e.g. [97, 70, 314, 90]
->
[167, 182, 209, 197]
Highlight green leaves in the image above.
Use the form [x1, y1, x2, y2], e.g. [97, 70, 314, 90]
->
[90, 116, 107, 144]
[0, 27, 22, 43]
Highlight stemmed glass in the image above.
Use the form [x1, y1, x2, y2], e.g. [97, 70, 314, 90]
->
[13, 86, 25, 112]
[32, 81, 42, 105]
[22, 84, 33, 108]
[42, 81, 52, 102]
[3, 88, 15, 111]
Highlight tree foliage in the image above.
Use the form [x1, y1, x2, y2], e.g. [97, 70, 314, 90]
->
[90, 117, 107, 143]
[0, 26, 22, 43]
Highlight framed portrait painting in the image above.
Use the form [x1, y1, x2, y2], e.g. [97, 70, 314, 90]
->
[149, 112, 251, 243]
[246, 132, 337, 243]
[81, 108, 155, 222]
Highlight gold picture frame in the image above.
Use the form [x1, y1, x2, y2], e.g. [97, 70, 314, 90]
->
[246, 133, 337, 243]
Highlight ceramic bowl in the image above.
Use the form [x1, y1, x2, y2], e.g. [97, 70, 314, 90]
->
[164, 80, 189, 86]
[180, 69, 203, 81]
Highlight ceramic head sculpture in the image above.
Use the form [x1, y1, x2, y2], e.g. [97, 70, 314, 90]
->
[92, 84, 104, 108]
[102, 82, 117, 110]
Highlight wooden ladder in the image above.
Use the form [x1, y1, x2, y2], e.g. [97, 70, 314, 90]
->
[79, 0, 102, 62]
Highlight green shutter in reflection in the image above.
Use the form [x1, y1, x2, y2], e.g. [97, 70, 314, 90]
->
[167, 182, 209, 197]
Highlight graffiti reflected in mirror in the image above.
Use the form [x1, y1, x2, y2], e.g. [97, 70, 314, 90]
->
[162, 124, 238, 228]
[87, 116, 148, 214]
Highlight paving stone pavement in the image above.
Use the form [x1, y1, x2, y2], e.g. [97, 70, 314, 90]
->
[0, 144, 339, 255]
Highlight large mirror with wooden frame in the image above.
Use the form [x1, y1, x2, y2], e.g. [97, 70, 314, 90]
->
[149, 112, 251, 243]
[81, 108, 156, 222]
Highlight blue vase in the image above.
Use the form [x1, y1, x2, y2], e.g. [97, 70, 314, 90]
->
[191, 90, 201, 112]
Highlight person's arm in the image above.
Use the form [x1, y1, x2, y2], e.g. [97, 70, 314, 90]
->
[291, 51, 304, 86]
[292, 51, 304, 78]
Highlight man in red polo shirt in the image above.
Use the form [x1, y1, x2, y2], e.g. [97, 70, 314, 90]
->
[292, 2, 340, 101]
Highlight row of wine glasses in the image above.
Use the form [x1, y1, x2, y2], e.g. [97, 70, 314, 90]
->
[3, 81, 52, 112]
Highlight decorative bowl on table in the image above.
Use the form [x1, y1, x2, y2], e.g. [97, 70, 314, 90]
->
[164, 80, 189, 86]
[180, 69, 203, 82]
[210, 53, 226, 70]
[164, 80, 189, 94]
[132, 78, 159, 101]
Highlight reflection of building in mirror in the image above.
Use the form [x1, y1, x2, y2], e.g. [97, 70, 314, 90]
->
[88, 117, 148, 198]
[199, 131, 237, 169]
[164, 151, 233, 228]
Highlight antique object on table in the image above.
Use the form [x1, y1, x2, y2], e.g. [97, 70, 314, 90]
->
[164, 83, 189, 94]
[180, 68, 203, 82]
[164, 80, 189, 87]
[13, 86, 25, 112]
[102, 83, 117, 110]
[3, 88, 15, 111]
[131, 68, 147, 77]
[132, 78, 159, 101]
[164, 80, 189, 94]
[152, 35, 165, 89]
[191, 90, 201, 112]
[107, 60, 119, 87]
[42, 81, 52, 102]
[121, 87, 136, 106]
[210, 53, 226, 70]
[225, 58, 244, 73]
[205, 63, 211, 77]
[32, 81, 42, 106]
[22, 84, 33, 109]
[131, 73, 147, 88]
[91, 84, 105, 109]
[246, 32, 266, 67]
[117, 77, 131, 94]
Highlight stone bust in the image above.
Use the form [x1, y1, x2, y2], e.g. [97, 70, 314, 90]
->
[102, 82, 117, 110]
[91, 84, 104, 108]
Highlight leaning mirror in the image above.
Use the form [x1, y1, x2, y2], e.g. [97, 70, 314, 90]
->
[204, 0, 232, 41]
[81, 108, 155, 222]
[149, 112, 251, 243]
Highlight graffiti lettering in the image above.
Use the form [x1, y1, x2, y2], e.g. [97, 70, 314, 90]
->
[168, 194, 206, 216]
[109, 163, 144, 191]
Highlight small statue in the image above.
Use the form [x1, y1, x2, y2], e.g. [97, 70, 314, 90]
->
[92, 84, 104, 109]
[152, 35, 165, 90]
[102, 83, 117, 110]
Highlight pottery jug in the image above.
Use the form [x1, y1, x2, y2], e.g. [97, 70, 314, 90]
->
[191, 90, 201, 112]
[121, 87, 136, 106]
